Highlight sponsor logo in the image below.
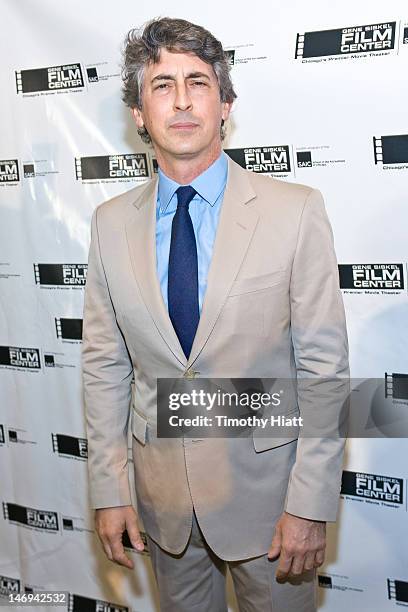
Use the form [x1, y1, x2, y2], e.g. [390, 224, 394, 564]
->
[385, 373, 408, 402]
[22, 160, 59, 179]
[224, 44, 267, 66]
[225, 146, 292, 176]
[123, 529, 150, 556]
[55, 318, 83, 342]
[3, 503, 59, 532]
[16, 63, 84, 94]
[0, 575, 21, 599]
[296, 22, 396, 60]
[296, 146, 346, 169]
[34, 264, 87, 287]
[341, 470, 404, 506]
[374, 134, 408, 168]
[0, 346, 41, 370]
[388, 579, 408, 604]
[69, 594, 129, 611]
[318, 573, 364, 593]
[0, 159, 19, 184]
[85, 62, 120, 84]
[339, 264, 405, 293]
[86, 67, 98, 82]
[52, 434, 88, 460]
[75, 153, 149, 182]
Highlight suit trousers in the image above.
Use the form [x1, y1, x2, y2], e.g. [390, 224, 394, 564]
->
[145, 508, 318, 612]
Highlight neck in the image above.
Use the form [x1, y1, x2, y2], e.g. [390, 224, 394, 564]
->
[155, 144, 222, 184]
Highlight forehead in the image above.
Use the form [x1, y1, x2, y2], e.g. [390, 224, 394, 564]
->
[146, 48, 216, 79]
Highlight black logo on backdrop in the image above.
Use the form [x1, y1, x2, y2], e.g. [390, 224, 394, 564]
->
[0, 425, 4, 444]
[75, 153, 149, 180]
[23, 164, 35, 178]
[123, 529, 150, 555]
[3, 503, 59, 532]
[388, 579, 408, 604]
[15, 64, 84, 94]
[52, 434, 88, 459]
[296, 22, 396, 59]
[0, 159, 19, 183]
[0, 346, 41, 369]
[339, 264, 404, 290]
[0, 575, 20, 598]
[225, 147, 291, 174]
[297, 151, 312, 167]
[55, 318, 83, 341]
[341, 470, 404, 504]
[374, 134, 408, 165]
[225, 50, 236, 66]
[318, 575, 332, 589]
[34, 264, 87, 287]
[86, 67, 99, 82]
[385, 373, 408, 401]
[69, 594, 128, 612]
[404, 27, 408, 44]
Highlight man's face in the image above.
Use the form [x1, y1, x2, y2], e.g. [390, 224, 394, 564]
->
[132, 48, 232, 159]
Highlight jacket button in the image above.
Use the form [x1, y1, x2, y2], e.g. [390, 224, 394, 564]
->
[183, 369, 198, 379]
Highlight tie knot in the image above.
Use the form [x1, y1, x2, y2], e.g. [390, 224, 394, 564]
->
[176, 185, 197, 208]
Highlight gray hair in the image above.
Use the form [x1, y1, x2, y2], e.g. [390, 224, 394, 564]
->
[121, 17, 237, 144]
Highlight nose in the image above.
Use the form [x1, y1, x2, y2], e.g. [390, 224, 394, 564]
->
[173, 82, 193, 112]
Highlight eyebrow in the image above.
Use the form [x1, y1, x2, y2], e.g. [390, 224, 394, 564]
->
[151, 71, 211, 84]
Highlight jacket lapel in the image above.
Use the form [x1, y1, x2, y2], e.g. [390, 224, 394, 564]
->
[125, 156, 259, 368]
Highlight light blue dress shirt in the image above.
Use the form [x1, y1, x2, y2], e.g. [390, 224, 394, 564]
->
[156, 150, 229, 315]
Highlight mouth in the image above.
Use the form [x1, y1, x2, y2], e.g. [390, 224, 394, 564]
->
[170, 122, 199, 131]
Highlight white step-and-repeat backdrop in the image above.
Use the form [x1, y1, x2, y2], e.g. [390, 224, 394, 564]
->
[1, 1, 407, 610]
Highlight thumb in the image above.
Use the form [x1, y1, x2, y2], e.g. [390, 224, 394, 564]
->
[268, 524, 282, 559]
[126, 519, 145, 552]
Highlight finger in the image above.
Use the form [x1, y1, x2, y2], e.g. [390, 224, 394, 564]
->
[99, 536, 114, 562]
[110, 534, 134, 569]
[290, 553, 306, 576]
[275, 550, 293, 580]
[268, 526, 282, 559]
[304, 551, 316, 571]
[315, 549, 325, 567]
[127, 521, 145, 552]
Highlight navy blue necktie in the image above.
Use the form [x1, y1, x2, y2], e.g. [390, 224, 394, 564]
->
[168, 185, 200, 359]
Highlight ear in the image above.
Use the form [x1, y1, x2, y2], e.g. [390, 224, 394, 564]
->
[221, 101, 233, 122]
[131, 107, 144, 129]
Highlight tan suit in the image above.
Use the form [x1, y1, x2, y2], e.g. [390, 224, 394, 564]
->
[81, 156, 349, 561]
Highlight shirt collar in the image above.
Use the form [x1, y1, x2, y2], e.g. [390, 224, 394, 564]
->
[157, 150, 228, 213]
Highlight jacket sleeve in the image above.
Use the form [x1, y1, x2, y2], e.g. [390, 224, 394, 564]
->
[81, 205, 134, 509]
[284, 188, 350, 522]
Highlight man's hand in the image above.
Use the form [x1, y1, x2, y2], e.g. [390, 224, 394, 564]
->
[268, 511, 326, 580]
[95, 505, 144, 569]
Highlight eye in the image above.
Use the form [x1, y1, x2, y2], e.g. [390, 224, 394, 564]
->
[191, 81, 206, 86]
[156, 83, 169, 89]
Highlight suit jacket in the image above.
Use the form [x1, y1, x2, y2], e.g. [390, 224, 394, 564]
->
[81, 156, 349, 560]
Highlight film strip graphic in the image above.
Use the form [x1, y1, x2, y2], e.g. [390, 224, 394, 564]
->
[68, 594, 129, 612]
[373, 137, 383, 164]
[374, 134, 408, 165]
[55, 318, 83, 341]
[385, 373, 408, 400]
[387, 579, 408, 604]
[33, 263, 41, 285]
[51, 433, 88, 458]
[2, 502, 10, 521]
[15, 71, 23, 94]
[74, 158, 82, 180]
[295, 33, 305, 58]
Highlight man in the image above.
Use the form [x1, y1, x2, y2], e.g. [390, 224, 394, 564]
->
[82, 16, 349, 612]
